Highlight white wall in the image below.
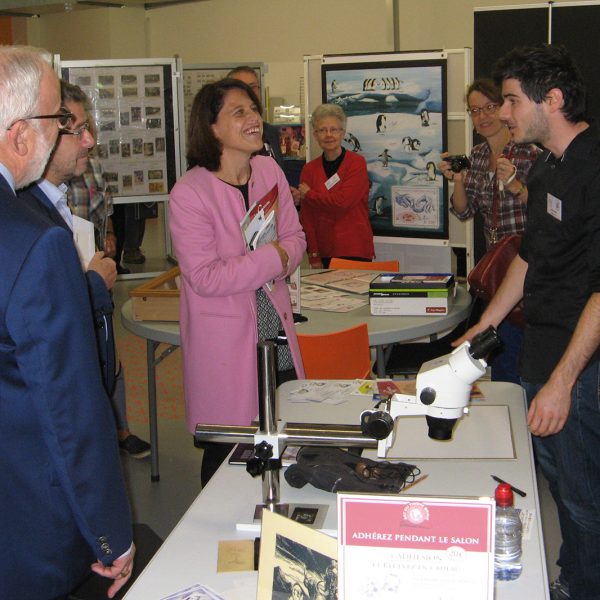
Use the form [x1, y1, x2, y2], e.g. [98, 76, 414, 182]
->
[24, 0, 587, 104]
[145, 0, 393, 105]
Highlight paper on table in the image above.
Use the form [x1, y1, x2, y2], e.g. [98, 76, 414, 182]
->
[160, 582, 225, 600]
[72, 215, 95, 268]
[217, 540, 255, 572]
[388, 404, 515, 459]
[288, 380, 362, 404]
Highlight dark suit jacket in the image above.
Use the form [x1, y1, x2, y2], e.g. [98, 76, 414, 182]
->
[0, 174, 132, 599]
[19, 183, 117, 394]
[264, 121, 285, 168]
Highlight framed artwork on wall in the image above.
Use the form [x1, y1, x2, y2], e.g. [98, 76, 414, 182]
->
[322, 58, 448, 239]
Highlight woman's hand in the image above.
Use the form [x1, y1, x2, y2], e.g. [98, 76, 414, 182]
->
[438, 152, 465, 184]
[290, 186, 302, 207]
[290, 183, 310, 207]
[496, 157, 517, 186]
[271, 241, 289, 275]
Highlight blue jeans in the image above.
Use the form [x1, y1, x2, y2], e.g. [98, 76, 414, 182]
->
[522, 361, 600, 600]
[491, 319, 523, 384]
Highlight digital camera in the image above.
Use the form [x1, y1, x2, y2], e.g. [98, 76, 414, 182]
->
[446, 155, 471, 173]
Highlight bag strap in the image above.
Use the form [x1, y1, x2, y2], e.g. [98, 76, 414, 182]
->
[489, 145, 515, 246]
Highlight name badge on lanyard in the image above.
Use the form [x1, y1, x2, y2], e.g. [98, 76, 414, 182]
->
[325, 172, 340, 190]
[547, 193, 562, 221]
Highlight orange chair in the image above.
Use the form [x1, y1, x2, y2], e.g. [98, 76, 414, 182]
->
[297, 323, 372, 379]
[329, 257, 399, 272]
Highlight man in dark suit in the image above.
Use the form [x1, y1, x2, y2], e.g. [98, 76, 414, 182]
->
[20, 79, 151, 459]
[0, 46, 134, 600]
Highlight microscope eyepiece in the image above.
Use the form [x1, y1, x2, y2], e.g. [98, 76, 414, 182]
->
[426, 415, 457, 441]
[469, 326, 502, 360]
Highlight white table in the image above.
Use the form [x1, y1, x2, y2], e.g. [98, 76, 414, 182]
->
[121, 286, 472, 481]
[124, 381, 549, 600]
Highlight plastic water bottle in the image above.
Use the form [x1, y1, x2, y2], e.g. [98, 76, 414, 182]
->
[494, 483, 523, 581]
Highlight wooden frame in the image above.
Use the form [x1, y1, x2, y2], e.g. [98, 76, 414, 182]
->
[129, 266, 180, 321]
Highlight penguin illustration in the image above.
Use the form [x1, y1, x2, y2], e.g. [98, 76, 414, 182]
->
[378, 148, 391, 167]
[375, 113, 386, 133]
[426, 161, 436, 181]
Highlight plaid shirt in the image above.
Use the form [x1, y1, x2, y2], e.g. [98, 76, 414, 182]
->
[450, 140, 541, 249]
[67, 157, 113, 249]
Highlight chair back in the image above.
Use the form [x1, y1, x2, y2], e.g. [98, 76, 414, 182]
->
[329, 258, 399, 272]
[297, 323, 371, 379]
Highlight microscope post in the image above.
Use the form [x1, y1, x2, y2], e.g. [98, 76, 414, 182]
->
[257, 341, 281, 508]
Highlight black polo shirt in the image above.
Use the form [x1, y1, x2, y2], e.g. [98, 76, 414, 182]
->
[519, 123, 600, 382]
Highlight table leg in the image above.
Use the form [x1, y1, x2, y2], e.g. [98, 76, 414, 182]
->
[376, 346, 386, 378]
[147, 339, 160, 482]
[146, 340, 180, 482]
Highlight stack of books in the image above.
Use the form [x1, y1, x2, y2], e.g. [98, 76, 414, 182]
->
[369, 273, 455, 316]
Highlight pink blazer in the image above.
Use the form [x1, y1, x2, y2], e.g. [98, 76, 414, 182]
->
[169, 156, 306, 431]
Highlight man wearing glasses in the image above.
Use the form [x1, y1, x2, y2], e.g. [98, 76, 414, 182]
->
[21, 80, 151, 460]
[0, 47, 134, 599]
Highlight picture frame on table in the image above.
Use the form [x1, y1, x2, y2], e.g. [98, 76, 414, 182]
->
[257, 509, 338, 600]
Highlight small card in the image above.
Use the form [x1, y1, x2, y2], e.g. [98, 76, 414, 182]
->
[217, 539, 256, 572]
[547, 192, 562, 220]
[325, 172, 340, 189]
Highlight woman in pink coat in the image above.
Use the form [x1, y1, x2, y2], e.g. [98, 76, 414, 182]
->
[169, 79, 306, 483]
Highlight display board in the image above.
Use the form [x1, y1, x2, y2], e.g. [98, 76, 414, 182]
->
[182, 62, 264, 131]
[304, 50, 473, 274]
[322, 55, 447, 240]
[60, 58, 182, 202]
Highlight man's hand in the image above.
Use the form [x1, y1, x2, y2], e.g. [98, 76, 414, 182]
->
[104, 232, 117, 259]
[451, 319, 495, 349]
[88, 251, 117, 290]
[527, 380, 572, 437]
[90, 543, 136, 599]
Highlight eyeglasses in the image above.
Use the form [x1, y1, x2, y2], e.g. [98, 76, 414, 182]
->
[315, 127, 344, 136]
[60, 121, 91, 137]
[466, 103, 499, 117]
[7, 108, 74, 131]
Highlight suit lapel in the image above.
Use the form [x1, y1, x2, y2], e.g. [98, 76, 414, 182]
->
[30, 184, 71, 232]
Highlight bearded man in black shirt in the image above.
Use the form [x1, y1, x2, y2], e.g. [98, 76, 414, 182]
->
[457, 45, 600, 600]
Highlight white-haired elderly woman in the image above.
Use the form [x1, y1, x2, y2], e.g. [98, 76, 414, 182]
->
[291, 103, 373, 268]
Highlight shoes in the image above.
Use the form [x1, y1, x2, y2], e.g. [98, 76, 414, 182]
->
[550, 578, 571, 600]
[116, 264, 131, 275]
[123, 249, 146, 264]
[119, 434, 151, 459]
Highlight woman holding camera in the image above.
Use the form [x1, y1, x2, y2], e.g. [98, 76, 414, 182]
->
[439, 78, 540, 250]
[439, 79, 540, 385]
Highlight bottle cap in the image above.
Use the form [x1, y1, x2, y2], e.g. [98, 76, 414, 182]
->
[495, 483, 514, 507]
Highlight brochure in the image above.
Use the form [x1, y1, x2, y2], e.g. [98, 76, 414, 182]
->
[239, 184, 278, 250]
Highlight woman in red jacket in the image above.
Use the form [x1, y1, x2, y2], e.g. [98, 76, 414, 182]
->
[292, 104, 374, 268]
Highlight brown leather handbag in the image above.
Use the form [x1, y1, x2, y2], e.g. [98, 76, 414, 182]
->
[467, 234, 525, 328]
